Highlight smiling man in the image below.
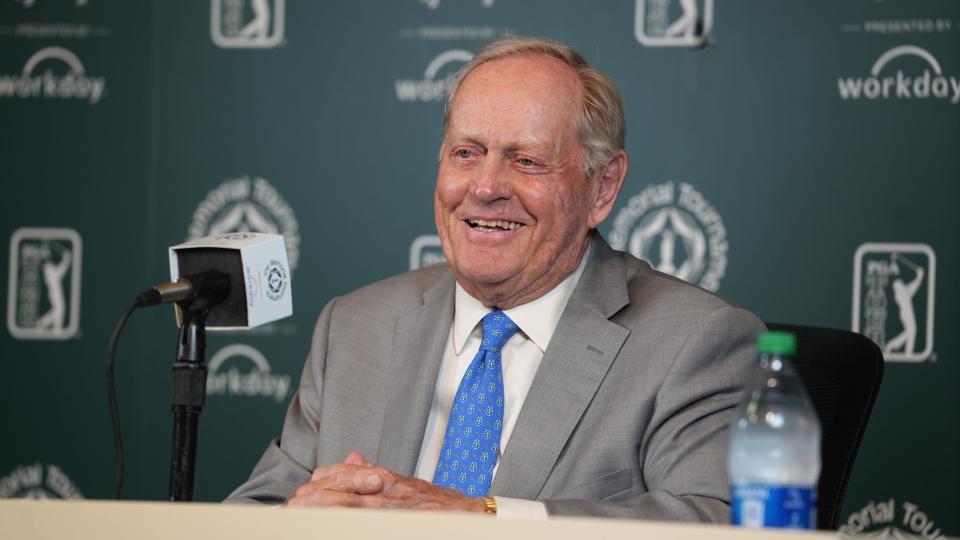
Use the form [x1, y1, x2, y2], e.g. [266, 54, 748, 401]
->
[227, 37, 764, 521]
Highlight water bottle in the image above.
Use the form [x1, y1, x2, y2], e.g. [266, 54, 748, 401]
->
[728, 331, 821, 529]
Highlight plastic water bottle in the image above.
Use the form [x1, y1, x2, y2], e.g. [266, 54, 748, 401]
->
[728, 331, 821, 529]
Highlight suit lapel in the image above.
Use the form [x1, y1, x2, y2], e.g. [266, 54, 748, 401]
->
[375, 273, 455, 475]
[491, 237, 631, 499]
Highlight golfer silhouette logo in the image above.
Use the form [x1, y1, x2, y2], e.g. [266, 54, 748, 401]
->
[6, 228, 82, 340]
[885, 253, 925, 356]
[32, 245, 72, 334]
[211, 0, 285, 48]
[852, 243, 936, 362]
[635, 0, 714, 47]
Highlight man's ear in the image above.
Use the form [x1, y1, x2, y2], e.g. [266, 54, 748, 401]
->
[588, 150, 629, 229]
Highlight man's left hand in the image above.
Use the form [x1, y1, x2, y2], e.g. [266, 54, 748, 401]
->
[285, 452, 485, 513]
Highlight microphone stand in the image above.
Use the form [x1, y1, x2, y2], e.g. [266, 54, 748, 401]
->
[168, 301, 211, 502]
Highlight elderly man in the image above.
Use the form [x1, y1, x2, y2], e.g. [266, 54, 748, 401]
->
[227, 37, 764, 521]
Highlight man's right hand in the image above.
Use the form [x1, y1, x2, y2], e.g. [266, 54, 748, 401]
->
[285, 452, 485, 514]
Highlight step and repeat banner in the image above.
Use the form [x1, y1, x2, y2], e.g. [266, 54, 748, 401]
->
[1, 1, 956, 536]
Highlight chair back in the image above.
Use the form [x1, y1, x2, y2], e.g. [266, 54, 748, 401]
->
[765, 323, 884, 530]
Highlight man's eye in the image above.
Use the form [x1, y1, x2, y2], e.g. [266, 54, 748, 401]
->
[456, 149, 473, 159]
[518, 158, 536, 167]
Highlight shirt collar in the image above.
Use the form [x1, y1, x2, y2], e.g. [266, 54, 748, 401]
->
[453, 245, 591, 354]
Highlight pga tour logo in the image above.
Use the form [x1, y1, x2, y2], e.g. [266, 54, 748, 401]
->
[211, 0, 285, 48]
[410, 235, 446, 270]
[206, 344, 292, 402]
[838, 45, 960, 104]
[17, 0, 89, 6]
[0, 47, 105, 104]
[420, 0, 494, 9]
[610, 181, 728, 292]
[395, 49, 473, 102]
[852, 243, 936, 362]
[7, 228, 82, 340]
[635, 0, 714, 47]
[0, 463, 83, 499]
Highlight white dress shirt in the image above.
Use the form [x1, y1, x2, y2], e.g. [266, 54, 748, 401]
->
[413, 249, 590, 518]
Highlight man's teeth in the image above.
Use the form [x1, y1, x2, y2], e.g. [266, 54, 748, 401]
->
[468, 219, 521, 231]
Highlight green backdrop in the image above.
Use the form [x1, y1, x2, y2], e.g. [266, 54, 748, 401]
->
[1, 1, 956, 536]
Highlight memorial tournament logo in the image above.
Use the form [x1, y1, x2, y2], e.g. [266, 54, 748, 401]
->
[206, 344, 292, 402]
[7, 228, 82, 340]
[838, 45, 960, 104]
[635, 0, 714, 47]
[395, 49, 473, 102]
[263, 260, 288, 301]
[610, 181, 727, 292]
[852, 243, 935, 362]
[0, 463, 83, 499]
[842, 499, 946, 539]
[0, 47, 105, 104]
[410, 234, 446, 270]
[211, 0, 285, 48]
[187, 176, 300, 271]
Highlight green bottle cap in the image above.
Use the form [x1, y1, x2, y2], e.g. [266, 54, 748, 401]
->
[757, 331, 796, 356]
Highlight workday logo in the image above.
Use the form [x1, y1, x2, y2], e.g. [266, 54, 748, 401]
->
[211, 0, 285, 48]
[395, 49, 473, 102]
[0, 463, 83, 499]
[0, 47, 105, 104]
[206, 344, 292, 402]
[610, 181, 727, 292]
[7, 228, 82, 340]
[842, 499, 946, 539]
[838, 45, 960, 104]
[187, 176, 301, 271]
[410, 234, 446, 270]
[852, 243, 935, 362]
[635, 0, 714, 47]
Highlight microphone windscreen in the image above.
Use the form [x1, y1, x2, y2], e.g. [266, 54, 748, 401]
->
[175, 248, 245, 327]
[168, 233, 293, 329]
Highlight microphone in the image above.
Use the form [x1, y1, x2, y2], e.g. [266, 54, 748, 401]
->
[129, 232, 293, 329]
[135, 269, 230, 308]
[164, 232, 293, 329]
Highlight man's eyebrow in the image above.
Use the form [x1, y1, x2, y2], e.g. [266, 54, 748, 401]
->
[446, 132, 556, 156]
[502, 139, 558, 158]
[444, 134, 486, 148]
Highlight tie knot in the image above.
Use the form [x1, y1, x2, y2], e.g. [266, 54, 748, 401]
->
[479, 311, 519, 353]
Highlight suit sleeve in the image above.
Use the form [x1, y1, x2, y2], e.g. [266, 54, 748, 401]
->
[544, 306, 765, 521]
[223, 297, 340, 504]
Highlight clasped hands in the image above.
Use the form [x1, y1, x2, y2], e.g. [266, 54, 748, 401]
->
[285, 452, 485, 513]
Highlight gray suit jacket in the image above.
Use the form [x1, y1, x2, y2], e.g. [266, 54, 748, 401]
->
[226, 235, 765, 522]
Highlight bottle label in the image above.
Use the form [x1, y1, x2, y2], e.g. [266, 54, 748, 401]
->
[731, 483, 817, 529]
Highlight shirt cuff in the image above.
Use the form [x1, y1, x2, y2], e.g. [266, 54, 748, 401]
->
[492, 496, 549, 519]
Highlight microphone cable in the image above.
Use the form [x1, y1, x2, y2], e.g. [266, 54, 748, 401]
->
[106, 298, 144, 500]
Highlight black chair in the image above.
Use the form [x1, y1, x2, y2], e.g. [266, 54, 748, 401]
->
[765, 323, 884, 530]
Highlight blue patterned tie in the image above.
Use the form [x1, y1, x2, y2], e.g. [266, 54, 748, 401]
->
[433, 310, 519, 497]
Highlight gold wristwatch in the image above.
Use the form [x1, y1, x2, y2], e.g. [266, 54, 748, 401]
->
[482, 496, 497, 515]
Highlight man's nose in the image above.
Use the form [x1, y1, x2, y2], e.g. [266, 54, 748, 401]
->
[470, 157, 513, 202]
